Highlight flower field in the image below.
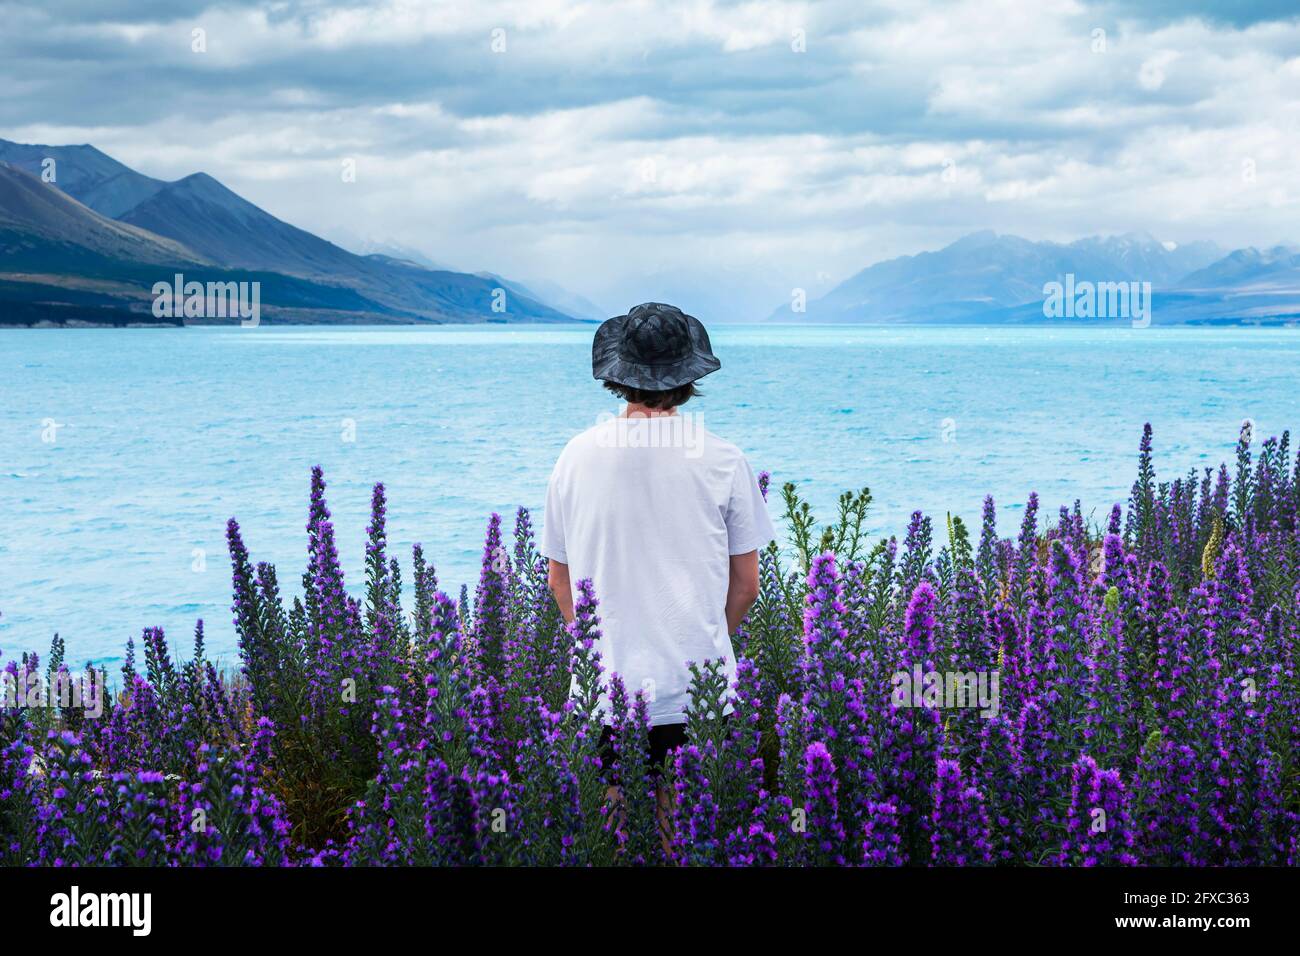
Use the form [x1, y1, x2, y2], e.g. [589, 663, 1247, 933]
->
[2, 423, 1297, 866]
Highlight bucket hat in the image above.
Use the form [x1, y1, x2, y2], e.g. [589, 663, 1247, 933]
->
[591, 302, 721, 390]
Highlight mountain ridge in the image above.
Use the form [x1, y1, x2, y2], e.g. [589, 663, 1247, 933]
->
[0, 137, 578, 324]
[770, 231, 1299, 325]
[0, 161, 203, 266]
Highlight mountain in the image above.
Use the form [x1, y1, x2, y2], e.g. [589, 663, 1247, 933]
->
[0, 140, 165, 218]
[0, 161, 200, 267]
[342, 235, 450, 272]
[1176, 245, 1300, 292]
[476, 273, 605, 321]
[776, 231, 1119, 323]
[1067, 232, 1223, 286]
[515, 277, 608, 321]
[772, 231, 1291, 325]
[0, 159, 194, 327]
[0, 162, 444, 326]
[0, 137, 576, 324]
[119, 172, 379, 278]
[113, 173, 571, 321]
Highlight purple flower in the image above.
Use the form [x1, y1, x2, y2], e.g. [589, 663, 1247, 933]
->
[801, 741, 845, 865]
[930, 758, 993, 866]
[1059, 755, 1137, 866]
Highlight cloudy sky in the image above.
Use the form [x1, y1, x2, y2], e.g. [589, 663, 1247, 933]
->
[2, 0, 1297, 317]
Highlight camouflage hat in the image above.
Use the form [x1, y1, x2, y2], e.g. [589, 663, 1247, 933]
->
[591, 302, 721, 390]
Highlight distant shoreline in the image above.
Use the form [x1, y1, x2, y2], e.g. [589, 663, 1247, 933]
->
[4, 317, 1298, 329]
[0, 308, 600, 329]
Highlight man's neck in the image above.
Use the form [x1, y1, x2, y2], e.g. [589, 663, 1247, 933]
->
[621, 402, 678, 418]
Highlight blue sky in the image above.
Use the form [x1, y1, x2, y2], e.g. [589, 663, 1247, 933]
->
[2, 0, 1297, 317]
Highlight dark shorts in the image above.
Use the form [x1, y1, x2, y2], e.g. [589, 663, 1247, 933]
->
[598, 722, 687, 779]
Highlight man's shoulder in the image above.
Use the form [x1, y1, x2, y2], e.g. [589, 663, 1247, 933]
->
[699, 425, 747, 464]
[553, 418, 617, 465]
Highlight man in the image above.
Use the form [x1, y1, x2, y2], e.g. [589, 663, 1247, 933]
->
[541, 302, 777, 771]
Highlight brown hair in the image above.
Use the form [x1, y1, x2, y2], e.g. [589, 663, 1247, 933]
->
[602, 380, 700, 410]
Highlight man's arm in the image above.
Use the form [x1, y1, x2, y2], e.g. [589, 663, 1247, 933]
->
[548, 559, 574, 624]
[725, 549, 761, 635]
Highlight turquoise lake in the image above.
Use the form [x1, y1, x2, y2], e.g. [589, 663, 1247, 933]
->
[3, 323, 1299, 668]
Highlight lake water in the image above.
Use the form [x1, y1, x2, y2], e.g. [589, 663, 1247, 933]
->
[3, 324, 1299, 668]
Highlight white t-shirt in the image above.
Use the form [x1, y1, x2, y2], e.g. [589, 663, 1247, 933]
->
[540, 413, 778, 726]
